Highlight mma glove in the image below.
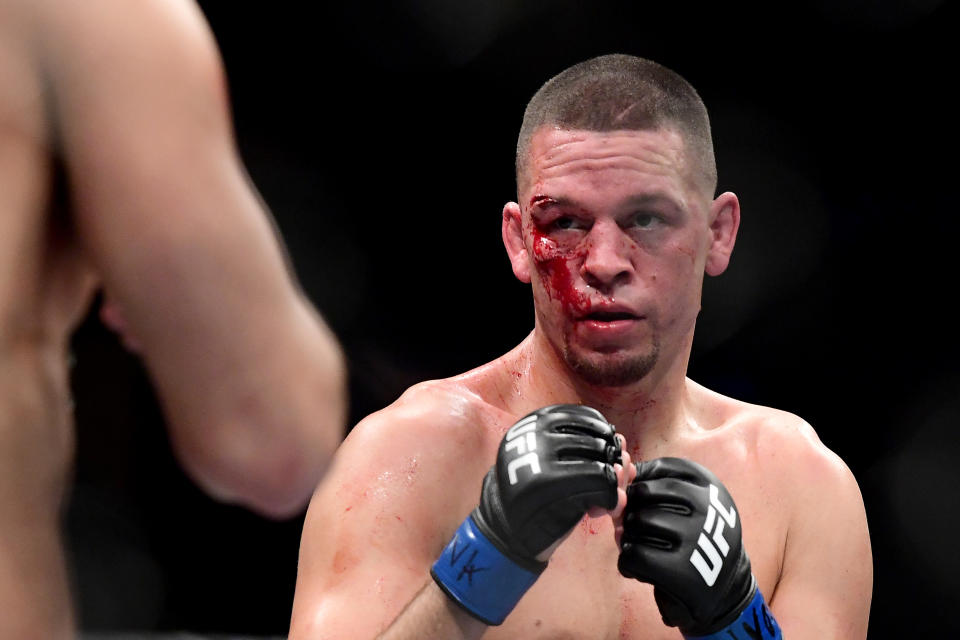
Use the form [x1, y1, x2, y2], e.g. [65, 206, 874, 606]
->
[618, 457, 782, 640]
[432, 404, 622, 625]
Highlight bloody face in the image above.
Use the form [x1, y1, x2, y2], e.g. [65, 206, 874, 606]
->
[519, 127, 712, 387]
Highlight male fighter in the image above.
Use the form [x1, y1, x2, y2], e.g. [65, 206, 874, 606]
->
[0, 0, 345, 636]
[289, 54, 872, 639]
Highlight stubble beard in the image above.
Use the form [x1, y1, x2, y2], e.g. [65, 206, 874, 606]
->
[562, 334, 661, 388]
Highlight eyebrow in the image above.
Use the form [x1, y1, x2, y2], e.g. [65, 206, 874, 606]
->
[621, 193, 684, 215]
[527, 192, 683, 215]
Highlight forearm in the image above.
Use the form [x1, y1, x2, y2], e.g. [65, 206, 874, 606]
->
[379, 581, 487, 640]
[162, 293, 346, 518]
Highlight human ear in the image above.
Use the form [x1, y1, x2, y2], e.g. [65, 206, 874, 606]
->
[502, 202, 531, 283]
[705, 191, 740, 276]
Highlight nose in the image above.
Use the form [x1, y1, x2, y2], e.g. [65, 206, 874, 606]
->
[581, 220, 633, 291]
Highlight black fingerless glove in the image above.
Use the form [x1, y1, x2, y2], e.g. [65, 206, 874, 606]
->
[433, 404, 621, 625]
[618, 457, 782, 639]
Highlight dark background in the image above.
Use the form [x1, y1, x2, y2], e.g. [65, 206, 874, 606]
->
[66, 0, 958, 637]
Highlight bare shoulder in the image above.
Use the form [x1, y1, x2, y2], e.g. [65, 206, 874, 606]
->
[35, 0, 215, 56]
[687, 379, 872, 635]
[307, 376, 510, 543]
[33, 0, 224, 111]
[33, 0, 230, 182]
[291, 379, 509, 638]
[685, 378, 868, 556]
[341, 377, 509, 468]
[687, 377, 856, 489]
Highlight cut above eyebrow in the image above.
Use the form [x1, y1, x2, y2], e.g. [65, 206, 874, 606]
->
[527, 196, 588, 219]
[528, 194, 563, 210]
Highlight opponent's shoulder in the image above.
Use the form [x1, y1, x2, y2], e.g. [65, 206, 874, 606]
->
[35, 0, 210, 43]
[35, 0, 222, 90]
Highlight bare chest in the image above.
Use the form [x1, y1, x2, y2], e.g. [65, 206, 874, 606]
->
[481, 491, 784, 639]
[479, 516, 676, 640]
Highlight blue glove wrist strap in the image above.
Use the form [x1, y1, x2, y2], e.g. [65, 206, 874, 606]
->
[431, 515, 541, 626]
[684, 588, 782, 640]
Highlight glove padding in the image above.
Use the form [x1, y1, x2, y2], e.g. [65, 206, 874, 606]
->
[617, 457, 755, 636]
[473, 404, 622, 568]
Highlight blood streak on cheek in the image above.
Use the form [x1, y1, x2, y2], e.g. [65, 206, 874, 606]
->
[530, 226, 592, 316]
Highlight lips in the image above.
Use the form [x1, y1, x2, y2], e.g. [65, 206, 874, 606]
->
[572, 306, 644, 343]
[576, 305, 642, 322]
[581, 310, 639, 322]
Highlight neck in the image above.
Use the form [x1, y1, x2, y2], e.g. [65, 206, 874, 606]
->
[515, 328, 694, 458]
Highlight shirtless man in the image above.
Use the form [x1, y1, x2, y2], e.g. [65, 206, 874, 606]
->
[289, 54, 872, 639]
[0, 0, 346, 636]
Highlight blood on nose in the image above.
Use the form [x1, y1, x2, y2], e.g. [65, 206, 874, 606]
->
[530, 226, 593, 316]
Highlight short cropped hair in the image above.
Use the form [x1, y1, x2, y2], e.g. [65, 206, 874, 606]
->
[516, 54, 717, 197]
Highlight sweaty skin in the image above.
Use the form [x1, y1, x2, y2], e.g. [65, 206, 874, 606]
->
[289, 128, 872, 639]
[0, 0, 345, 637]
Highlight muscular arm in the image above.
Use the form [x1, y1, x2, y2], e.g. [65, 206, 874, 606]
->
[289, 385, 495, 639]
[39, 0, 345, 517]
[769, 425, 873, 639]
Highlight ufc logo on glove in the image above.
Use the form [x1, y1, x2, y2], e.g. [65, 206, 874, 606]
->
[690, 484, 738, 587]
[504, 415, 541, 484]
